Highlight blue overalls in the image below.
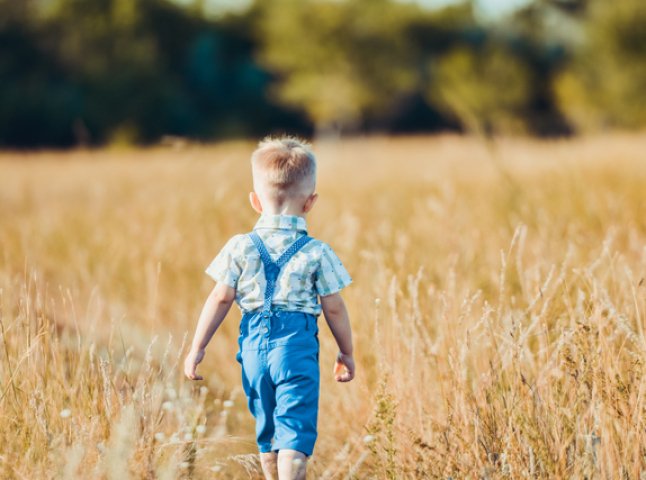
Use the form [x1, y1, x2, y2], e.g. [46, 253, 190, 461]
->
[236, 231, 321, 456]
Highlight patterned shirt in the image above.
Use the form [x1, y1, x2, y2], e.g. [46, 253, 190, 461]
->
[205, 214, 352, 316]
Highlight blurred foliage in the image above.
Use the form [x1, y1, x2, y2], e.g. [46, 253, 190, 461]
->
[256, 1, 480, 134]
[255, 0, 421, 133]
[428, 44, 532, 135]
[0, 0, 308, 146]
[553, 0, 646, 131]
[0, 0, 644, 147]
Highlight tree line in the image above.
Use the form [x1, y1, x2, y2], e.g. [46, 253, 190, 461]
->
[0, 0, 644, 147]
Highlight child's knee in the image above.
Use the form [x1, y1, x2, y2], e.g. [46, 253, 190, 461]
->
[259, 452, 278, 480]
[277, 449, 307, 479]
[260, 451, 278, 467]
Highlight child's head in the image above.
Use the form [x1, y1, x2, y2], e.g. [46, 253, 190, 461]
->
[249, 136, 318, 215]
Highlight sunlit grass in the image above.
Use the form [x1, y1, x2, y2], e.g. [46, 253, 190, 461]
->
[1, 134, 645, 478]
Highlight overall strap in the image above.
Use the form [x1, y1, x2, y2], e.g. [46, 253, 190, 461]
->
[276, 235, 313, 267]
[248, 231, 312, 317]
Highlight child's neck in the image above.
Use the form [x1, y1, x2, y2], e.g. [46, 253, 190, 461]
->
[262, 206, 305, 218]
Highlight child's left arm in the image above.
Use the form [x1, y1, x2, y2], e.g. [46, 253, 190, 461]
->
[321, 292, 355, 382]
[315, 242, 354, 382]
[184, 282, 236, 381]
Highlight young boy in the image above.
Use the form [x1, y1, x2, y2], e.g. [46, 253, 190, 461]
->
[184, 136, 355, 480]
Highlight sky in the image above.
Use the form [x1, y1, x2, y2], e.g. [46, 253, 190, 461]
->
[171, 0, 534, 20]
[410, 0, 533, 16]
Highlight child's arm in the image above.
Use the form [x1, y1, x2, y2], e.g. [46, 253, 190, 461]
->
[320, 292, 355, 382]
[184, 282, 236, 381]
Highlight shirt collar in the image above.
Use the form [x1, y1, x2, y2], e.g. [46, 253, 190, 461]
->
[254, 214, 308, 233]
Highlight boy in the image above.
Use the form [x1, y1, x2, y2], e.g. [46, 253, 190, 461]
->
[184, 136, 355, 480]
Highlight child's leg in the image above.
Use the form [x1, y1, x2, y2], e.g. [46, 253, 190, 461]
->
[277, 449, 307, 480]
[239, 350, 278, 452]
[269, 346, 319, 455]
[260, 452, 278, 480]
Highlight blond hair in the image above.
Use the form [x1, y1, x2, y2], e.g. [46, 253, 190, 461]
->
[251, 135, 316, 197]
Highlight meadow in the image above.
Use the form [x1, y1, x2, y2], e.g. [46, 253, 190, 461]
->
[1, 134, 645, 479]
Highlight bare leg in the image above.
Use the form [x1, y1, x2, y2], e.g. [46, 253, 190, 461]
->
[277, 449, 307, 480]
[260, 452, 278, 480]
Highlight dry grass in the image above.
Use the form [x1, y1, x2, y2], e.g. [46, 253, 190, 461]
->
[1, 134, 645, 479]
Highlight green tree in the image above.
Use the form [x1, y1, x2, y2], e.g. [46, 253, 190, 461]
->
[0, 0, 85, 146]
[41, 0, 190, 143]
[255, 0, 421, 135]
[553, 0, 646, 130]
[0, 0, 302, 146]
[428, 44, 533, 135]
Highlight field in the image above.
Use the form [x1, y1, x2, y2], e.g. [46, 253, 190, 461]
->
[1, 134, 646, 479]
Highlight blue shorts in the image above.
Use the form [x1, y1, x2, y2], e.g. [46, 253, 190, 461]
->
[236, 310, 320, 456]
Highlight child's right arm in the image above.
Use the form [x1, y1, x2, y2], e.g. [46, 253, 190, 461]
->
[184, 282, 236, 381]
[321, 292, 355, 382]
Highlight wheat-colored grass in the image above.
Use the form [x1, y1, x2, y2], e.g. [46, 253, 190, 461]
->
[1, 134, 645, 479]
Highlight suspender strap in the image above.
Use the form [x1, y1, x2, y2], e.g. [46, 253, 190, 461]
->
[248, 231, 312, 317]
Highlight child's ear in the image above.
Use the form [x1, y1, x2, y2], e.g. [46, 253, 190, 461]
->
[302, 192, 318, 213]
[249, 192, 263, 214]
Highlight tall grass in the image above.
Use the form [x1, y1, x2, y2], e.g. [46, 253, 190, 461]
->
[1, 134, 645, 478]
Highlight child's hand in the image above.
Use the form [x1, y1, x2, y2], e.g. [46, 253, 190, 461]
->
[334, 352, 355, 382]
[184, 348, 205, 381]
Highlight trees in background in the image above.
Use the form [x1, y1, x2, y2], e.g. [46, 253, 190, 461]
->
[0, 0, 309, 146]
[0, 0, 643, 147]
[255, 0, 571, 138]
[428, 44, 532, 136]
[553, 0, 646, 131]
[255, 0, 421, 135]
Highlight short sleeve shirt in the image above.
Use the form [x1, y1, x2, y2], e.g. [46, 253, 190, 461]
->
[205, 214, 352, 316]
